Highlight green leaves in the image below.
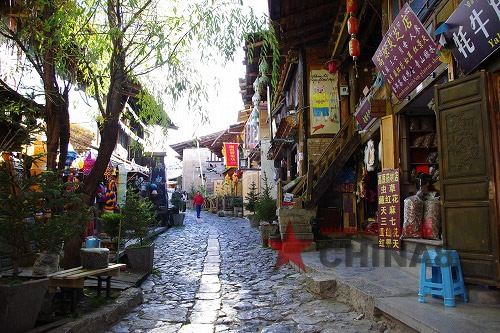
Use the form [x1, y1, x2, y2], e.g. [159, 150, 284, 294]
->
[121, 189, 156, 245]
[0, 156, 90, 276]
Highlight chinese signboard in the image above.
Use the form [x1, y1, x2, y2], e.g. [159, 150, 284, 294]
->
[373, 3, 440, 100]
[443, 0, 500, 74]
[377, 169, 401, 250]
[309, 69, 340, 136]
[354, 98, 372, 130]
[223, 143, 239, 168]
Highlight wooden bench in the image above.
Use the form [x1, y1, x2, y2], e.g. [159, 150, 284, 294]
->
[48, 263, 126, 312]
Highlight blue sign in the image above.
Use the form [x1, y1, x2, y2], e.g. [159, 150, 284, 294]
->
[410, 0, 440, 21]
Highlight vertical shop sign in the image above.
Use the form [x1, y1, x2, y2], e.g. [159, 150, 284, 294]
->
[309, 69, 340, 136]
[372, 3, 440, 100]
[443, 0, 500, 74]
[377, 169, 401, 250]
[354, 98, 372, 130]
[223, 143, 239, 168]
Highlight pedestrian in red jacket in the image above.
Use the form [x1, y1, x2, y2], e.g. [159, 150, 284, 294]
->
[193, 191, 204, 218]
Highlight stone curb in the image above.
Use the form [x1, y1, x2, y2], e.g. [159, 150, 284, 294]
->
[287, 258, 416, 332]
[48, 288, 143, 333]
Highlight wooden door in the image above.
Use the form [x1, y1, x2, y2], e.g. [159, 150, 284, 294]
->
[435, 72, 500, 286]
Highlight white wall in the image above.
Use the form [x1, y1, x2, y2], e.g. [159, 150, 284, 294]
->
[260, 138, 277, 199]
[182, 147, 211, 192]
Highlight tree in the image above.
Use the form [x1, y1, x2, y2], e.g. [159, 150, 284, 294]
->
[121, 189, 156, 246]
[0, 0, 78, 171]
[0, 155, 90, 277]
[244, 180, 259, 214]
[255, 172, 276, 222]
[76, 0, 279, 205]
[2, 0, 280, 267]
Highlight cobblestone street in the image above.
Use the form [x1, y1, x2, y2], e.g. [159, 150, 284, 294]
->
[109, 211, 386, 333]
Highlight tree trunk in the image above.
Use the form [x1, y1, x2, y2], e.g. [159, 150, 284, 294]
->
[57, 87, 70, 171]
[42, 2, 62, 171]
[63, 0, 127, 268]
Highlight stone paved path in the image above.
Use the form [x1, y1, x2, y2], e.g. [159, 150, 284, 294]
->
[108, 211, 387, 333]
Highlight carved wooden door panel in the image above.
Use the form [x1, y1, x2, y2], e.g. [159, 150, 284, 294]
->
[435, 72, 500, 286]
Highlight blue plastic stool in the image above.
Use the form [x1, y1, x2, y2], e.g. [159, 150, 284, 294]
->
[418, 250, 467, 307]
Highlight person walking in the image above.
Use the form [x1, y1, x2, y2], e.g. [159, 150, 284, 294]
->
[181, 191, 188, 212]
[193, 191, 204, 219]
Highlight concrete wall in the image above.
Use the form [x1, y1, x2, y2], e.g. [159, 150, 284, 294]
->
[182, 148, 210, 192]
[242, 170, 261, 215]
[260, 138, 277, 199]
[181, 148, 223, 195]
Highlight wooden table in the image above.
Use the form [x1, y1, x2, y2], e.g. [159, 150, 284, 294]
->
[48, 264, 126, 312]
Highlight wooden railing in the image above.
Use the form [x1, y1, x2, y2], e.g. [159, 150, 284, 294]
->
[306, 114, 360, 205]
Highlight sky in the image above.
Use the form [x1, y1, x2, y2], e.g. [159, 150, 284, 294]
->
[162, 0, 269, 166]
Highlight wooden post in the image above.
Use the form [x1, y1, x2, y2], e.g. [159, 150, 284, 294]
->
[286, 147, 292, 182]
[277, 180, 282, 208]
[349, 65, 358, 115]
[297, 50, 305, 176]
[306, 160, 314, 202]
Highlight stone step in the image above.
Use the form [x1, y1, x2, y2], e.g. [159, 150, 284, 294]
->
[350, 239, 420, 279]
[277, 208, 316, 218]
[304, 273, 336, 298]
[316, 239, 351, 249]
[279, 224, 312, 234]
[282, 241, 316, 253]
[278, 218, 313, 226]
[280, 232, 314, 240]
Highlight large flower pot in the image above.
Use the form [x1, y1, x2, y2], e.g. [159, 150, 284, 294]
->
[259, 222, 278, 247]
[125, 243, 155, 274]
[171, 213, 185, 226]
[0, 278, 49, 333]
[248, 214, 260, 228]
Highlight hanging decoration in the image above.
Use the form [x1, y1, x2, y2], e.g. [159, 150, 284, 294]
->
[326, 59, 338, 74]
[83, 153, 96, 176]
[103, 178, 118, 213]
[104, 162, 115, 183]
[346, 0, 359, 78]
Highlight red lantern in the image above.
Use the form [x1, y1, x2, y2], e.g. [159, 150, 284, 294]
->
[346, 0, 357, 14]
[349, 38, 360, 58]
[347, 16, 359, 35]
[327, 60, 337, 74]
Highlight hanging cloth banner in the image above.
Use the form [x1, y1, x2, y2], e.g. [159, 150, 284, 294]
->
[372, 3, 440, 100]
[223, 143, 239, 168]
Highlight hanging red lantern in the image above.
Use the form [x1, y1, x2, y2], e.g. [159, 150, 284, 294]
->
[327, 60, 337, 74]
[347, 16, 359, 35]
[346, 0, 357, 14]
[349, 38, 360, 58]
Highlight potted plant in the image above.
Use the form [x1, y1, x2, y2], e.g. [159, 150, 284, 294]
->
[256, 173, 278, 247]
[100, 213, 121, 253]
[121, 190, 157, 273]
[232, 196, 244, 217]
[245, 181, 260, 227]
[170, 194, 185, 226]
[223, 195, 234, 216]
[0, 154, 89, 332]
